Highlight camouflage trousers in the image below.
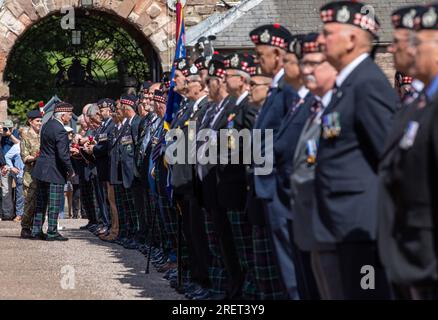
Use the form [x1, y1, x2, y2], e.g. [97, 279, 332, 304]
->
[21, 179, 38, 230]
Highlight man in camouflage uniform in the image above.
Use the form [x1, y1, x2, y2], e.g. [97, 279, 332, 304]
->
[20, 110, 42, 239]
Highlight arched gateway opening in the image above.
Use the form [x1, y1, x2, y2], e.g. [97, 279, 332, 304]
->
[4, 8, 161, 115]
[0, 1, 180, 120]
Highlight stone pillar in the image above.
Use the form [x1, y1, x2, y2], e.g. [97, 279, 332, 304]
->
[0, 81, 9, 121]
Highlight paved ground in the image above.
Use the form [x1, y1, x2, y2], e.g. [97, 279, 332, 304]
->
[0, 219, 184, 300]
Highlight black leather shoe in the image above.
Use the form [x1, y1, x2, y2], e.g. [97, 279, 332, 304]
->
[46, 233, 69, 241]
[20, 228, 33, 239]
[79, 223, 91, 230]
[30, 232, 47, 240]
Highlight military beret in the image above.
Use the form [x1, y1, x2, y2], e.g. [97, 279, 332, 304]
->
[392, 6, 426, 30]
[97, 98, 115, 110]
[250, 23, 292, 49]
[54, 102, 74, 113]
[142, 81, 153, 91]
[194, 56, 211, 71]
[224, 53, 255, 74]
[207, 57, 226, 79]
[120, 94, 138, 108]
[174, 57, 191, 77]
[152, 90, 167, 104]
[187, 64, 200, 77]
[161, 72, 171, 90]
[320, 1, 380, 38]
[27, 109, 43, 119]
[302, 33, 323, 55]
[285, 34, 305, 58]
[415, 5, 438, 31]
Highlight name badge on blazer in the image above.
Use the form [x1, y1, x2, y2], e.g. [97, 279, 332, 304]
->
[98, 133, 108, 142]
[322, 112, 341, 139]
[399, 121, 420, 150]
[121, 135, 133, 145]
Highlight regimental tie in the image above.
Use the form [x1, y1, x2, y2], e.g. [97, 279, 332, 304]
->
[151, 128, 166, 163]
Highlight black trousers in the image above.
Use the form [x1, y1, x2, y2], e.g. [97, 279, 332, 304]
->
[176, 193, 211, 288]
[294, 249, 321, 300]
[337, 241, 392, 300]
[132, 178, 147, 244]
[72, 183, 80, 218]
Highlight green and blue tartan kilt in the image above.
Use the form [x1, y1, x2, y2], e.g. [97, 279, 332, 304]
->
[155, 162, 178, 250]
[113, 184, 127, 238]
[226, 209, 258, 299]
[79, 180, 98, 223]
[253, 225, 286, 300]
[204, 209, 228, 295]
[121, 185, 139, 238]
[32, 180, 64, 238]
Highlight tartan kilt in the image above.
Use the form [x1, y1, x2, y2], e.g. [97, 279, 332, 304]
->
[114, 184, 127, 238]
[204, 209, 227, 295]
[80, 180, 98, 223]
[226, 209, 258, 299]
[253, 225, 286, 300]
[121, 186, 139, 237]
[32, 180, 64, 237]
[155, 160, 178, 249]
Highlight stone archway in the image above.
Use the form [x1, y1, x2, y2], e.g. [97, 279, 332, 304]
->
[0, 0, 180, 120]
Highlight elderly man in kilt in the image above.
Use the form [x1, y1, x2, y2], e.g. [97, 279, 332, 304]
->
[31, 102, 76, 241]
[219, 53, 259, 299]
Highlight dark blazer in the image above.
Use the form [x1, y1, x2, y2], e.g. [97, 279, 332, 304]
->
[171, 96, 209, 197]
[274, 91, 313, 220]
[134, 113, 156, 182]
[378, 92, 438, 285]
[315, 56, 399, 243]
[109, 121, 127, 185]
[32, 118, 73, 184]
[216, 94, 257, 210]
[119, 115, 141, 189]
[253, 76, 293, 200]
[93, 118, 115, 182]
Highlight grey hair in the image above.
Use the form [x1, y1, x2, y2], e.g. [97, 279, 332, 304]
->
[54, 112, 68, 120]
[86, 103, 99, 117]
[236, 70, 251, 84]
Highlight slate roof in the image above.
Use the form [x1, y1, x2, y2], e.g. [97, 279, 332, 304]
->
[187, 0, 429, 49]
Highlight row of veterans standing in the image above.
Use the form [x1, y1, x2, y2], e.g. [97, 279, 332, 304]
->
[17, 0, 438, 300]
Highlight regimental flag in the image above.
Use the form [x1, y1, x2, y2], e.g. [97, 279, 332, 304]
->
[164, 0, 186, 131]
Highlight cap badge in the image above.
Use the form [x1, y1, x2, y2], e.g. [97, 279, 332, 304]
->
[423, 7, 437, 28]
[178, 59, 186, 69]
[231, 55, 240, 68]
[190, 65, 198, 74]
[337, 6, 350, 23]
[209, 64, 215, 76]
[402, 9, 416, 29]
[260, 29, 271, 44]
